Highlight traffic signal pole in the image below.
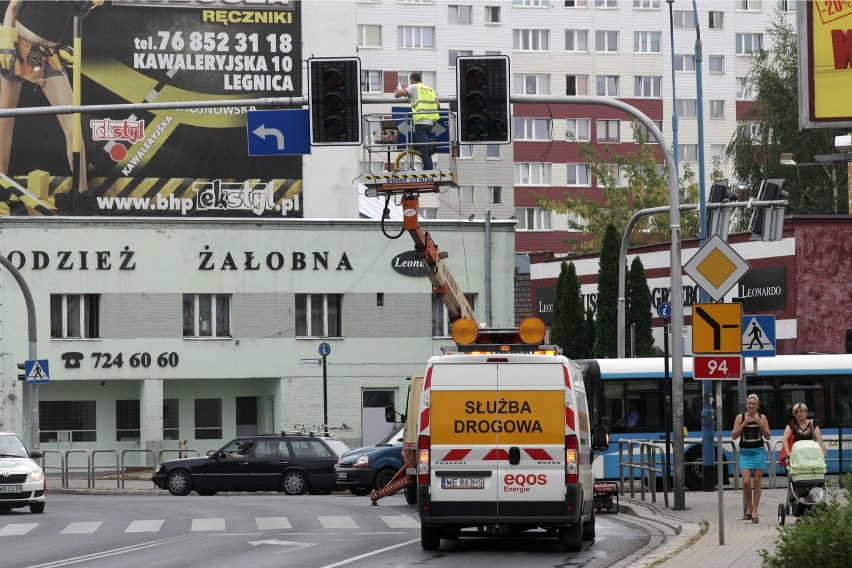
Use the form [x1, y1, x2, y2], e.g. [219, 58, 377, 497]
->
[0, 255, 40, 451]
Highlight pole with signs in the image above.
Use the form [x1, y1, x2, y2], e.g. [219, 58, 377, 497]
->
[657, 302, 673, 483]
[319, 342, 331, 430]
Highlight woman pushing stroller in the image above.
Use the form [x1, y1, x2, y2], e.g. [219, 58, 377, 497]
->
[782, 402, 826, 464]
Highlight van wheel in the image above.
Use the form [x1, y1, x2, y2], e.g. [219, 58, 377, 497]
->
[404, 481, 418, 505]
[559, 521, 583, 552]
[582, 508, 596, 541]
[421, 524, 441, 551]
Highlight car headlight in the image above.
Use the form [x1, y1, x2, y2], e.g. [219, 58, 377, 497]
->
[28, 469, 44, 482]
[354, 455, 369, 468]
[155, 464, 162, 473]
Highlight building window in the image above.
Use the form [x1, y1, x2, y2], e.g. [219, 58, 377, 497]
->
[674, 54, 695, 71]
[708, 11, 724, 29]
[458, 144, 473, 159]
[514, 117, 551, 140]
[565, 0, 587, 6]
[432, 294, 475, 337]
[746, 122, 762, 143]
[595, 0, 618, 7]
[515, 163, 551, 185]
[596, 75, 619, 96]
[634, 76, 661, 97]
[678, 144, 699, 162]
[50, 294, 100, 339]
[515, 208, 553, 231]
[485, 6, 501, 23]
[514, 73, 551, 95]
[513, 29, 550, 51]
[736, 77, 754, 100]
[183, 294, 231, 338]
[567, 163, 591, 186]
[711, 144, 726, 162]
[565, 29, 588, 52]
[296, 294, 341, 338]
[780, 0, 796, 12]
[39, 400, 97, 443]
[634, 0, 660, 7]
[595, 30, 618, 52]
[448, 49, 473, 67]
[398, 70, 436, 88]
[420, 207, 438, 219]
[566, 74, 589, 95]
[398, 26, 435, 48]
[195, 398, 222, 440]
[597, 119, 620, 142]
[636, 120, 663, 143]
[513, 0, 550, 6]
[709, 55, 724, 75]
[566, 118, 591, 141]
[361, 70, 382, 93]
[673, 10, 694, 28]
[735, 0, 761, 11]
[676, 99, 697, 118]
[487, 186, 502, 204]
[604, 164, 624, 187]
[709, 100, 725, 119]
[449, 4, 473, 23]
[486, 144, 501, 159]
[634, 31, 661, 53]
[357, 24, 382, 48]
[448, 186, 475, 204]
[116, 400, 140, 441]
[736, 33, 763, 55]
[163, 399, 179, 440]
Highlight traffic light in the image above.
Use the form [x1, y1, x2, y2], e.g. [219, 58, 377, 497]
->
[748, 179, 788, 241]
[308, 57, 362, 145]
[17, 362, 25, 381]
[707, 179, 737, 238]
[456, 55, 510, 144]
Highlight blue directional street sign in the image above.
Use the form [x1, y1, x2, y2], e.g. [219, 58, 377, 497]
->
[246, 109, 311, 156]
[741, 315, 776, 357]
[24, 359, 50, 385]
[391, 106, 450, 154]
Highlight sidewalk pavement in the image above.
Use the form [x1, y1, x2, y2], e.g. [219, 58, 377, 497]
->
[48, 475, 848, 567]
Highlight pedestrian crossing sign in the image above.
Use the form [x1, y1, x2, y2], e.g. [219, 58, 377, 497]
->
[24, 359, 50, 384]
[741, 315, 776, 357]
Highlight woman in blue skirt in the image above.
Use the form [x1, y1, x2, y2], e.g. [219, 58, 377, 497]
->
[732, 394, 772, 523]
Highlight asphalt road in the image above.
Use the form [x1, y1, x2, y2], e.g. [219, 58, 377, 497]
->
[0, 493, 651, 567]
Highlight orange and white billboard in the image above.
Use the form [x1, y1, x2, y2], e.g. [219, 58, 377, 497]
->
[799, 1, 852, 129]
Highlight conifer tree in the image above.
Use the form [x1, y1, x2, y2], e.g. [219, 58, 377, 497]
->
[595, 224, 620, 358]
[626, 257, 655, 357]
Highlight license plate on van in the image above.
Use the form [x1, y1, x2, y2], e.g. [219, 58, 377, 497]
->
[441, 477, 484, 489]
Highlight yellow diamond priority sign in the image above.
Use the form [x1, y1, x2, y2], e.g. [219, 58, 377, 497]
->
[683, 235, 750, 302]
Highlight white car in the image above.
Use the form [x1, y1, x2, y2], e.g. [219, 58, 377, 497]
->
[0, 432, 45, 513]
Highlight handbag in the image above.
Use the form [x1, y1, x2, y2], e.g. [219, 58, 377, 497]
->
[778, 446, 789, 468]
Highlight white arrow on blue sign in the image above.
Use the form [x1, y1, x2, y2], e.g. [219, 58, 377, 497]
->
[246, 109, 311, 156]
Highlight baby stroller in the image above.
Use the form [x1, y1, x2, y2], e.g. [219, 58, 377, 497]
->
[777, 440, 827, 525]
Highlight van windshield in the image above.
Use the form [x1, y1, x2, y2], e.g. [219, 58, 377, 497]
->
[379, 426, 404, 446]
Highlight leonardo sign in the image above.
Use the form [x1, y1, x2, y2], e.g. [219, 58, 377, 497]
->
[391, 250, 426, 277]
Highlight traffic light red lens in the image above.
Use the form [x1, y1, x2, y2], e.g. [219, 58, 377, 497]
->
[465, 67, 486, 89]
[323, 68, 344, 90]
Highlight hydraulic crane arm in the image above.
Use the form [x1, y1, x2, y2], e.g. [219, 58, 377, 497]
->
[401, 194, 478, 325]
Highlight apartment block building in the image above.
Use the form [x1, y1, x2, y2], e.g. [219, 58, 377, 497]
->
[355, 0, 798, 254]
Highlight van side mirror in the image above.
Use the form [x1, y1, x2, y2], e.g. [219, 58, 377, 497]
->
[384, 406, 404, 423]
[592, 424, 609, 452]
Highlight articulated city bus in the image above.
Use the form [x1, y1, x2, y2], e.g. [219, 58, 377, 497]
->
[579, 355, 852, 489]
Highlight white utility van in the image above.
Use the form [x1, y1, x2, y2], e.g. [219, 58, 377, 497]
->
[415, 351, 608, 551]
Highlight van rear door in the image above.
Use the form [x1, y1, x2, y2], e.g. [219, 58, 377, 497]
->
[496, 362, 567, 518]
[429, 362, 499, 518]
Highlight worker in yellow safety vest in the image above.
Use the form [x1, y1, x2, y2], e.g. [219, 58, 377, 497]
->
[395, 72, 440, 170]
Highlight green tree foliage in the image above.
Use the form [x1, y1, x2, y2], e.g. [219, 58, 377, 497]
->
[728, 7, 847, 225]
[626, 257, 655, 357]
[760, 476, 852, 568]
[595, 224, 620, 358]
[535, 123, 703, 253]
[551, 261, 587, 359]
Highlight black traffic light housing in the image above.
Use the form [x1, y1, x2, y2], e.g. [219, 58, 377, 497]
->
[308, 57, 362, 145]
[17, 362, 25, 381]
[456, 55, 511, 144]
[748, 178, 788, 241]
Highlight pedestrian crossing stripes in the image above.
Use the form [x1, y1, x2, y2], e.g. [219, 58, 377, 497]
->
[0, 514, 420, 536]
